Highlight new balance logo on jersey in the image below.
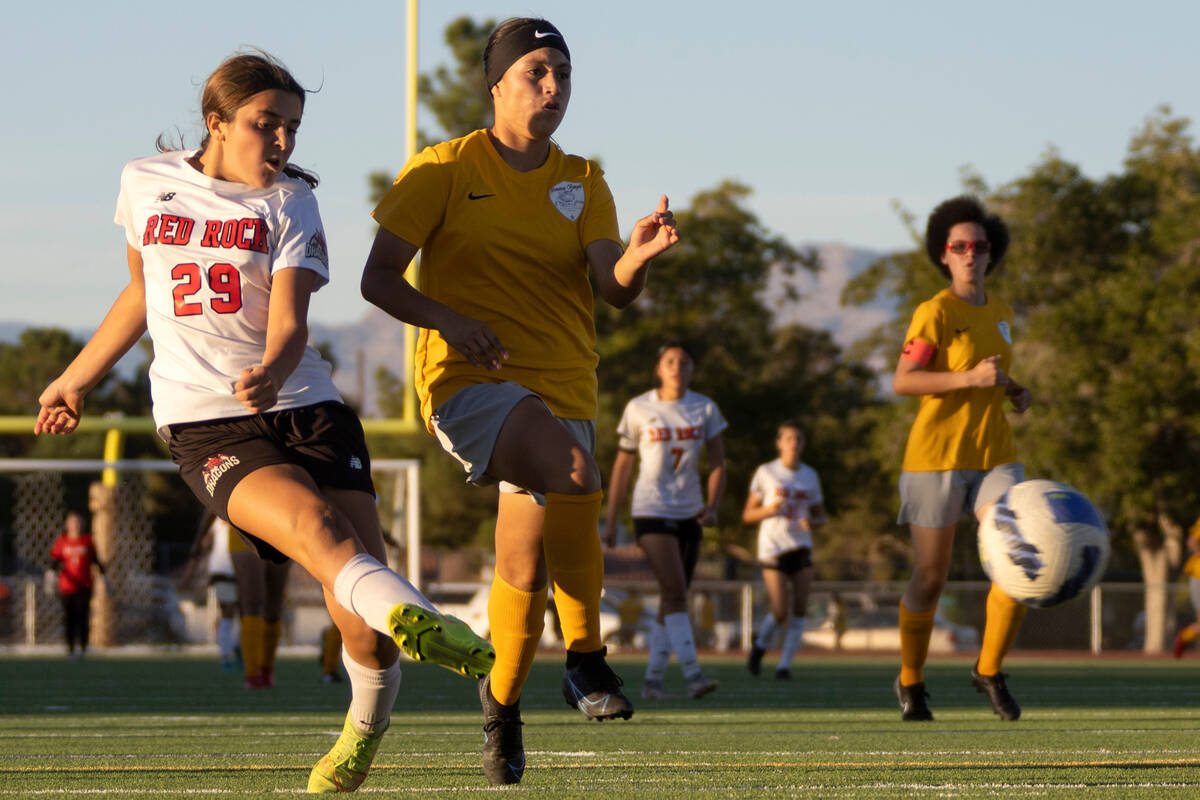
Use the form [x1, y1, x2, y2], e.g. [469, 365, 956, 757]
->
[157, 192, 176, 202]
[349, 456, 363, 470]
[202, 454, 242, 496]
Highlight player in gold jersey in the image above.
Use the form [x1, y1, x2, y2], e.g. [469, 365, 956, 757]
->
[1173, 519, 1200, 657]
[362, 18, 679, 785]
[892, 196, 1032, 722]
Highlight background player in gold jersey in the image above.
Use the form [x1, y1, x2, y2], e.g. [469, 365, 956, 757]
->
[892, 196, 1032, 722]
[1173, 519, 1200, 657]
[362, 18, 679, 786]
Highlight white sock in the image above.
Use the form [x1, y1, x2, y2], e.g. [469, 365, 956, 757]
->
[755, 615, 779, 651]
[664, 611, 702, 681]
[644, 621, 671, 682]
[217, 617, 236, 659]
[778, 616, 806, 670]
[332, 553, 435, 636]
[343, 647, 402, 734]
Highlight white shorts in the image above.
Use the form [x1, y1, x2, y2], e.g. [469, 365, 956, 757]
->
[430, 381, 595, 505]
[897, 463, 1025, 528]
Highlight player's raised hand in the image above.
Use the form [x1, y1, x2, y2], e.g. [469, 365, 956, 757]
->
[967, 355, 1008, 388]
[440, 311, 508, 371]
[35, 379, 84, 434]
[235, 366, 280, 413]
[626, 195, 680, 263]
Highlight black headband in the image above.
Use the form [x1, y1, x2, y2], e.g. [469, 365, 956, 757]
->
[484, 20, 570, 88]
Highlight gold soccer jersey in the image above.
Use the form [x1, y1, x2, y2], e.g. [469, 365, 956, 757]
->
[373, 130, 622, 428]
[899, 289, 1018, 471]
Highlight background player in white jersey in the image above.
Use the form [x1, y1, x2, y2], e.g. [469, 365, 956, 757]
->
[186, 512, 240, 673]
[34, 51, 492, 794]
[603, 342, 726, 700]
[743, 421, 825, 679]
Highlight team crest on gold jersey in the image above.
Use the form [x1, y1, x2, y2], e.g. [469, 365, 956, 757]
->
[997, 320, 1011, 344]
[549, 181, 585, 221]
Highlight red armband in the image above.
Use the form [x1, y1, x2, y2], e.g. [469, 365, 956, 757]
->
[900, 338, 936, 367]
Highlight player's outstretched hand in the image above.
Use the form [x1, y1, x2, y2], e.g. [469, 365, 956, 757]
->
[440, 311, 508, 371]
[627, 195, 680, 263]
[235, 366, 280, 414]
[35, 379, 84, 435]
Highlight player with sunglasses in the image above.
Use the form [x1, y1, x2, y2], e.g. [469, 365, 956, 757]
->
[891, 196, 1032, 723]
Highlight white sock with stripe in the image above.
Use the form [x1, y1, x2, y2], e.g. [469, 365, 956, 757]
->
[332, 553, 436, 636]
[644, 621, 671, 682]
[217, 617, 236, 660]
[664, 611, 703, 681]
[343, 647, 402, 734]
[755, 614, 779, 651]
[778, 616, 806, 670]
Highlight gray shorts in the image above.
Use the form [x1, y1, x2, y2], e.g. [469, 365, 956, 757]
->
[430, 381, 596, 505]
[897, 462, 1025, 528]
[1190, 576, 1200, 612]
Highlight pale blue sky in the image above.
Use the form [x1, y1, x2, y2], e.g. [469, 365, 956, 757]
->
[5, 0, 1198, 328]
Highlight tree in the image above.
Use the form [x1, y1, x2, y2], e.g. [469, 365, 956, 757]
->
[366, 15, 494, 205]
[844, 108, 1200, 650]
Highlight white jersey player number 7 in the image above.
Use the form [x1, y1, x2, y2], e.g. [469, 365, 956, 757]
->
[617, 389, 727, 519]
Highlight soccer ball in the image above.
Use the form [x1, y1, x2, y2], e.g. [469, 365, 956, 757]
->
[977, 479, 1110, 608]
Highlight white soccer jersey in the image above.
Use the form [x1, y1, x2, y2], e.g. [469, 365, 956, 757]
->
[617, 389, 727, 519]
[749, 459, 824, 558]
[115, 151, 340, 434]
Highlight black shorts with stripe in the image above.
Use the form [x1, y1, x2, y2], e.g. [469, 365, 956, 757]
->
[167, 401, 374, 563]
[633, 516, 703, 543]
[761, 547, 812, 575]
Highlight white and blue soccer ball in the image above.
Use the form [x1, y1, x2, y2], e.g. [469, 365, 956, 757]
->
[977, 479, 1111, 608]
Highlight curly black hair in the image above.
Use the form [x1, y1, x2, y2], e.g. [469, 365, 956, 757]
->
[924, 195, 1009, 279]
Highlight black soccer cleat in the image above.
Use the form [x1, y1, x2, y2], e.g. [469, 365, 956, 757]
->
[971, 666, 1021, 721]
[774, 668, 791, 680]
[562, 646, 634, 721]
[479, 674, 525, 785]
[747, 644, 765, 676]
[894, 676, 934, 721]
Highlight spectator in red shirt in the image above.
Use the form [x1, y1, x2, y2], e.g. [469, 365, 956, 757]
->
[49, 512, 107, 659]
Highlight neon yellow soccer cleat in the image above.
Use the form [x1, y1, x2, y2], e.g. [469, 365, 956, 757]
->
[308, 712, 386, 793]
[388, 603, 495, 679]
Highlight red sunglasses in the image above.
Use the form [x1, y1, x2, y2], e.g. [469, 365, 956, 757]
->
[945, 240, 991, 255]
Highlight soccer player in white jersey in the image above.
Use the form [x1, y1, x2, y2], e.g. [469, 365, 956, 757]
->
[34, 51, 493, 794]
[603, 342, 726, 699]
[743, 421, 825, 679]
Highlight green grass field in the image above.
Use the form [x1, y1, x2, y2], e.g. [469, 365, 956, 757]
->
[2, 651, 1199, 798]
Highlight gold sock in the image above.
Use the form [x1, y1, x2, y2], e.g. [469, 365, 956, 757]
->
[1182, 623, 1200, 644]
[320, 625, 342, 675]
[261, 619, 283, 672]
[899, 602, 936, 686]
[542, 491, 604, 653]
[487, 574, 547, 705]
[977, 583, 1027, 676]
[240, 615, 263, 679]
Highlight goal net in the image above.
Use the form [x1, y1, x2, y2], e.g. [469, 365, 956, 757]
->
[0, 458, 420, 649]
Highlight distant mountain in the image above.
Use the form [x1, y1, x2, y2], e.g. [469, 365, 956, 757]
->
[3, 244, 894, 417]
[763, 243, 893, 350]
